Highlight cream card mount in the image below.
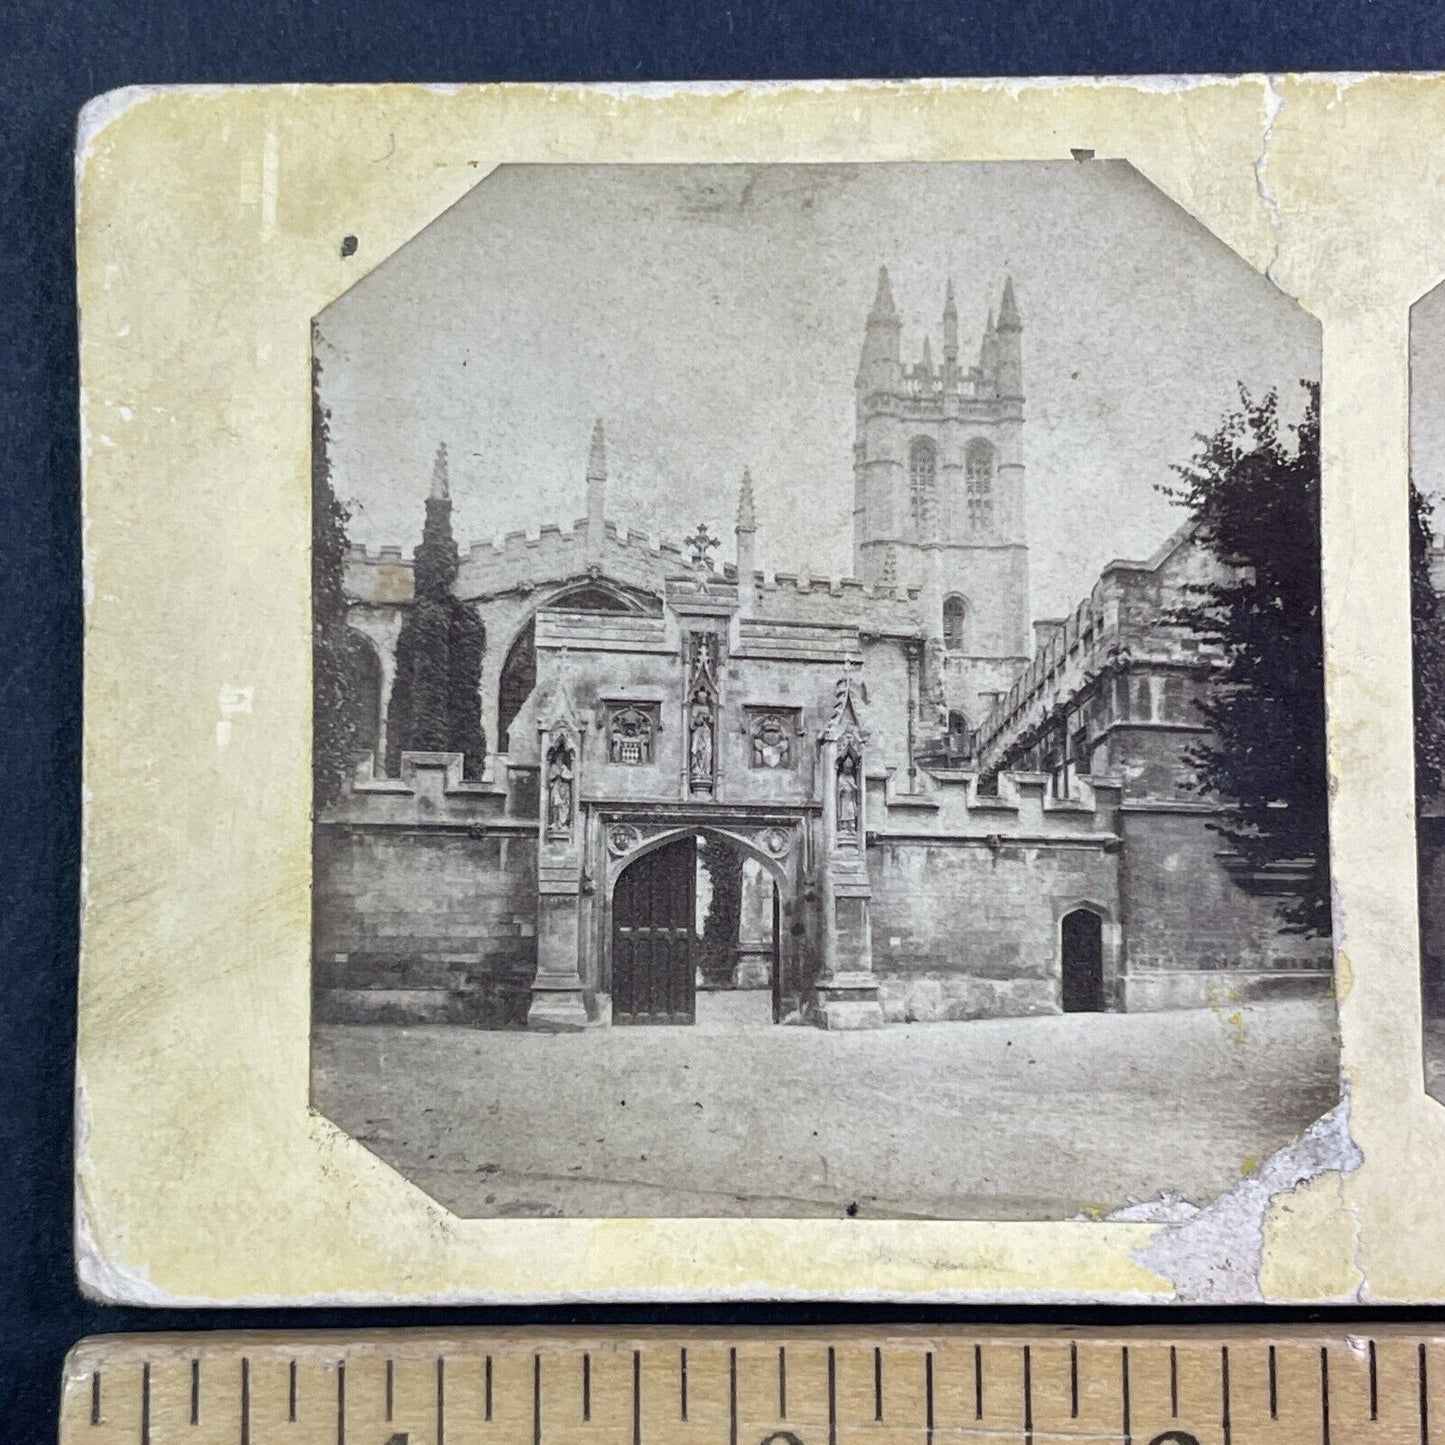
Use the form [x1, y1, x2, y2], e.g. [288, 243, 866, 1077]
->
[75, 77, 1442, 1305]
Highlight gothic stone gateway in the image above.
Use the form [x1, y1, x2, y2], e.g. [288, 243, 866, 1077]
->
[313, 274, 1333, 1030]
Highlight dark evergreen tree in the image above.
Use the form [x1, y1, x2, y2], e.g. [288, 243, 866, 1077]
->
[311, 348, 364, 809]
[699, 839, 746, 987]
[384, 444, 488, 779]
[1412, 477, 1445, 805]
[1164, 381, 1329, 935]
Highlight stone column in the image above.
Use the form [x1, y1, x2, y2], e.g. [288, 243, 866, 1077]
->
[375, 646, 396, 774]
[527, 706, 589, 1031]
[813, 683, 884, 1030]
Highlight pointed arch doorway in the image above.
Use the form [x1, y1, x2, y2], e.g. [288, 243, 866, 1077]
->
[1060, 907, 1105, 1012]
[609, 828, 789, 1026]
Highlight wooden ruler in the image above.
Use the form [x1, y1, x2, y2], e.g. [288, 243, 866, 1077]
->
[60, 1327, 1444, 1445]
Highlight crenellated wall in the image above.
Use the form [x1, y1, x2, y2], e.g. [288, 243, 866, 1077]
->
[864, 771, 1123, 1020]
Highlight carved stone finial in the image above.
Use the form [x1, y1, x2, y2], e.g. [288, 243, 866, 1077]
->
[429, 441, 450, 501]
[684, 521, 721, 571]
[736, 468, 757, 533]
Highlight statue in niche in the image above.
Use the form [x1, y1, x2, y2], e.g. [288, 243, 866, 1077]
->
[546, 738, 574, 836]
[686, 631, 719, 793]
[837, 751, 860, 835]
[690, 705, 714, 789]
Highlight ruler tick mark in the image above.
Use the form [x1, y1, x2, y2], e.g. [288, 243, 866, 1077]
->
[1421, 1342, 1430, 1445]
[288, 1361, 297, 1424]
[1221, 1345, 1232, 1445]
[1069, 1342, 1078, 1419]
[1269, 1344, 1278, 1420]
[386, 1359, 394, 1422]
[90, 1370, 100, 1427]
[1319, 1346, 1330, 1445]
[485, 1356, 492, 1422]
[583, 1352, 591, 1421]
[533, 1354, 541, 1445]
[873, 1345, 882, 1422]
[337, 1360, 345, 1445]
[974, 1344, 984, 1421]
[1369, 1339, 1378, 1421]
[1120, 1345, 1130, 1445]
[926, 1351, 936, 1445]
[140, 1363, 150, 1445]
[827, 1347, 837, 1445]
[1170, 1344, 1179, 1418]
[730, 1348, 738, 1445]
[190, 1357, 199, 1426]
[240, 1358, 250, 1445]
[635, 1350, 643, 1445]
[437, 1356, 446, 1445]
[1022, 1346, 1032, 1445]
[780, 1346, 788, 1420]
[680, 1347, 688, 1421]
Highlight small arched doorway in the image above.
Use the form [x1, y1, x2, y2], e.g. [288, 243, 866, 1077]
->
[1060, 907, 1105, 1013]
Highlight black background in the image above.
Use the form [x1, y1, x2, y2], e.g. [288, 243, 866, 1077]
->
[8, 1, 1445, 1436]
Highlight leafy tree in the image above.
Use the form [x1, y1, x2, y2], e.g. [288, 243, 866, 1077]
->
[1164, 381, 1329, 934]
[311, 351, 364, 809]
[1411, 477, 1445, 806]
[384, 446, 488, 778]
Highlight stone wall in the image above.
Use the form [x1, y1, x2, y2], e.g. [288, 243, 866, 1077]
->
[313, 753, 539, 1028]
[314, 825, 538, 1027]
[1117, 806, 1332, 1010]
[866, 835, 1119, 1021]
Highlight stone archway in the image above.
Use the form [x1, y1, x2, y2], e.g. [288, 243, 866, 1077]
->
[603, 822, 798, 1026]
[495, 580, 660, 753]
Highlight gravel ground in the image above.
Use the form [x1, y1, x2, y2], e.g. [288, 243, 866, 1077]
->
[312, 999, 1339, 1220]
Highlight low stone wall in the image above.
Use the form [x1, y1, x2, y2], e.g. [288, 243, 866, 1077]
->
[1118, 806, 1333, 990]
[866, 827, 1120, 1019]
[314, 953, 535, 1028]
[313, 756, 540, 1028]
[1122, 967, 1330, 1013]
[876, 973, 1054, 1023]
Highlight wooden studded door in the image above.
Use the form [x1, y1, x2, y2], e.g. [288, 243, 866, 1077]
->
[612, 834, 697, 1025]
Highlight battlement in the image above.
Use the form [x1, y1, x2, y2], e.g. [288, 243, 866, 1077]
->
[869, 766, 1123, 839]
[974, 519, 1225, 767]
[323, 751, 520, 829]
[345, 511, 926, 634]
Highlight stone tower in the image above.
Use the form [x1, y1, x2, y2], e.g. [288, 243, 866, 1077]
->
[852, 268, 1032, 733]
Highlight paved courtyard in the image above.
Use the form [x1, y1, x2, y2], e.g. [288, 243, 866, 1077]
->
[312, 998, 1339, 1220]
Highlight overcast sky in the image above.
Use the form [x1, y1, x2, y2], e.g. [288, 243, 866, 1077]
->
[317, 161, 1319, 620]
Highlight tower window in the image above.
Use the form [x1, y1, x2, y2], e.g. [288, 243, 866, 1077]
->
[909, 438, 937, 534]
[966, 438, 995, 530]
[943, 594, 967, 652]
